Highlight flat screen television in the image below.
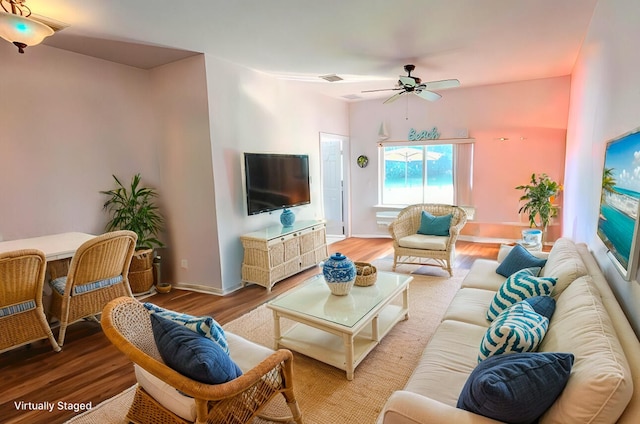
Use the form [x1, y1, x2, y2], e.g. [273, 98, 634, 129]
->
[244, 153, 311, 215]
[597, 127, 640, 280]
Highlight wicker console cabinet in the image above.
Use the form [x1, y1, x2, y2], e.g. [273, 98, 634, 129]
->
[241, 220, 328, 292]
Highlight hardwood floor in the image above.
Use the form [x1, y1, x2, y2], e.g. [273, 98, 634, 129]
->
[0, 238, 500, 424]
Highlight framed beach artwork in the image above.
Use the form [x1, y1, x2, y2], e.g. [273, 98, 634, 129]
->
[598, 127, 640, 280]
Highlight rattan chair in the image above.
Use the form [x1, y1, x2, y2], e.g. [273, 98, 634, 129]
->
[388, 204, 467, 276]
[101, 297, 303, 424]
[0, 249, 61, 354]
[49, 230, 137, 346]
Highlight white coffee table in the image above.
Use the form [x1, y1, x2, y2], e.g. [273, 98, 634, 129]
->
[266, 271, 412, 380]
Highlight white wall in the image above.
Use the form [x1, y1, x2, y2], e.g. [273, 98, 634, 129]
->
[564, 0, 640, 335]
[0, 43, 349, 295]
[0, 42, 160, 241]
[149, 55, 221, 292]
[349, 77, 570, 238]
[203, 55, 349, 292]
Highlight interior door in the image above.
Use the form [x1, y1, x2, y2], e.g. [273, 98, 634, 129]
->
[320, 133, 348, 237]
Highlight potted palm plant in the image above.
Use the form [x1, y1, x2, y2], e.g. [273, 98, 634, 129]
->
[516, 173, 562, 236]
[101, 174, 164, 294]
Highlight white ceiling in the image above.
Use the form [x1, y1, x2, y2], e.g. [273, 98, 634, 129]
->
[26, 0, 598, 101]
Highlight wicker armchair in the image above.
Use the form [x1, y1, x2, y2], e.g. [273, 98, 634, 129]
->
[49, 230, 137, 346]
[0, 249, 61, 354]
[101, 297, 303, 424]
[388, 204, 467, 276]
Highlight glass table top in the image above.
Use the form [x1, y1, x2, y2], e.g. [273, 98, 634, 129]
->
[268, 272, 412, 328]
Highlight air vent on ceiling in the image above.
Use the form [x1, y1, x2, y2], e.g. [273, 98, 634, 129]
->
[319, 74, 343, 82]
[342, 94, 362, 100]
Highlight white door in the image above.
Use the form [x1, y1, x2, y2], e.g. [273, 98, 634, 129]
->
[320, 133, 348, 237]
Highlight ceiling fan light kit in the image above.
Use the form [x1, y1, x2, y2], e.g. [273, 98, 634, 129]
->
[0, 0, 55, 53]
[363, 64, 460, 104]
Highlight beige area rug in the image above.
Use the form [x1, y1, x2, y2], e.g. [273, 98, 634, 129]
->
[66, 261, 466, 424]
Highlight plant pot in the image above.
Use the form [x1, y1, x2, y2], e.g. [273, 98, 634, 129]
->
[128, 248, 154, 294]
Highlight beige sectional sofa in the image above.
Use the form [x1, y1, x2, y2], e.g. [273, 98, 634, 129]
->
[377, 238, 640, 423]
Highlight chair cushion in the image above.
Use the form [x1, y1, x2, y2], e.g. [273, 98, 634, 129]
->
[398, 234, 448, 251]
[417, 211, 452, 236]
[495, 244, 547, 277]
[150, 314, 242, 385]
[457, 352, 574, 424]
[479, 301, 549, 362]
[486, 268, 555, 321]
[144, 303, 228, 353]
[49, 275, 123, 295]
[134, 365, 196, 422]
[0, 300, 36, 317]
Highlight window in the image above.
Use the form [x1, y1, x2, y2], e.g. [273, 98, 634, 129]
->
[379, 141, 474, 207]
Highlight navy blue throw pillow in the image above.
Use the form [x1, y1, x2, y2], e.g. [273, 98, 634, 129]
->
[150, 314, 242, 385]
[496, 244, 547, 277]
[524, 296, 556, 321]
[457, 352, 574, 424]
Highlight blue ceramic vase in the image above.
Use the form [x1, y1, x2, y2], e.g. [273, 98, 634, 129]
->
[280, 208, 295, 227]
[322, 252, 356, 284]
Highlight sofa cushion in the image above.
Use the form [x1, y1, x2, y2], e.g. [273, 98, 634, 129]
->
[457, 352, 574, 424]
[441, 288, 494, 327]
[495, 244, 547, 277]
[538, 276, 633, 424]
[144, 302, 228, 353]
[479, 301, 549, 362]
[486, 268, 556, 321]
[150, 314, 242, 385]
[404, 320, 487, 407]
[417, 211, 452, 236]
[540, 237, 587, 297]
[398, 234, 448, 251]
[460, 259, 506, 291]
[523, 295, 556, 321]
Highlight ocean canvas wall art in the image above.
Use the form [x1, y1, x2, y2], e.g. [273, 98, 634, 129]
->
[598, 128, 640, 280]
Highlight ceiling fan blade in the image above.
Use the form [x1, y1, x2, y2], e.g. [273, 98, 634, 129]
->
[361, 88, 403, 93]
[415, 89, 442, 101]
[383, 91, 406, 104]
[423, 79, 461, 90]
[399, 76, 416, 88]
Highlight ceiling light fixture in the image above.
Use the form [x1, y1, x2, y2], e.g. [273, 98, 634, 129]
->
[0, 0, 54, 53]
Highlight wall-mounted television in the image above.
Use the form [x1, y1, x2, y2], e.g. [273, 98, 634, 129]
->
[597, 127, 640, 280]
[244, 153, 311, 215]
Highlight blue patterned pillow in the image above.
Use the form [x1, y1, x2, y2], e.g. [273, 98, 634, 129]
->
[486, 268, 556, 321]
[458, 352, 574, 424]
[144, 303, 228, 353]
[417, 211, 452, 236]
[496, 244, 547, 277]
[150, 314, 242, 385]
[479, 302, 549, 362]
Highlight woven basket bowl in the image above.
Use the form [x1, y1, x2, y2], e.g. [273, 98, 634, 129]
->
[326, 279, 355, 296]
[354, 261, 377, 287]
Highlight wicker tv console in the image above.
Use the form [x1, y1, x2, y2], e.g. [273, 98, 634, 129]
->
[240, 220, 328, 292]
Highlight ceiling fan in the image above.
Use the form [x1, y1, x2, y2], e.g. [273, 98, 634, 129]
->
[363, 64, 460, 104]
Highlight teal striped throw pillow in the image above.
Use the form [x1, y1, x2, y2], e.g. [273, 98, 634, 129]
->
[479, 302, 549, 362]
[144, 303, 228, 354]
[486, 268, 556, 322]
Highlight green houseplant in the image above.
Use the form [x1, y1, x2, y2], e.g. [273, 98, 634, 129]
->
[516, 173, 562, 232]
[101, 174, 164, 294]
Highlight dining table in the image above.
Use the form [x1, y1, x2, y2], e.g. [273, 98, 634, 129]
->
[0, 232, 96, 261]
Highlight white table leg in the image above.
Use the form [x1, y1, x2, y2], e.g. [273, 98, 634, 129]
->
[403, 286, 410, 320]
[272, 310, 281, 350]
[372, 315, 379, 342]
[344, 333, 355, 380]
